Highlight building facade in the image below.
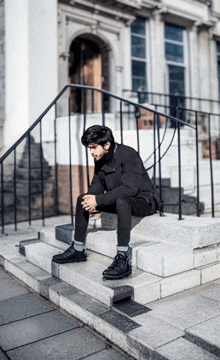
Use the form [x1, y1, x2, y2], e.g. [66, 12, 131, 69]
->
[0, 0, 220, 154]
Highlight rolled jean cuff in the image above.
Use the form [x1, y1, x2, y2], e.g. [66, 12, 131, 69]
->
[117, 246, 129, 252]
[74, 240, 85, 251]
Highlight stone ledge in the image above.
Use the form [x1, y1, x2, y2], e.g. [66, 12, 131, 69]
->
[102, 212, 220, 249]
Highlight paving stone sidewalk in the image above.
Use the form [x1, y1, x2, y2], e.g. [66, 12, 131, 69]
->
[0, 267, 133, 360]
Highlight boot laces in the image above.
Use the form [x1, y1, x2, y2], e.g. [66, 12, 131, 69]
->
[109, 254, 127, 269]
[63, 245, 75, 255]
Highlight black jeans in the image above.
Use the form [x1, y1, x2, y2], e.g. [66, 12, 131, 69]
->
[74, 193, 155, 247]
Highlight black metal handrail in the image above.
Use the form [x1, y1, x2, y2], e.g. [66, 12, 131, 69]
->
[0, 84, 205, 235]
[149, 101, 220, 218]
[123, 89, 220, 114]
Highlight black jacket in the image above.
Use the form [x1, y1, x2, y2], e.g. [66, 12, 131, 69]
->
[87, 143, 159, 209]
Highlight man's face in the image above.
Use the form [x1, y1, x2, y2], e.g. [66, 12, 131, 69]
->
[88, 142, 110, 161]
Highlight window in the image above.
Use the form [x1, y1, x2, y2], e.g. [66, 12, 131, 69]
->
[168, 65, 185, 98]
[165, 24, 185, 121]
[218, 43, 220, 99]
[131, 19, 147, 92]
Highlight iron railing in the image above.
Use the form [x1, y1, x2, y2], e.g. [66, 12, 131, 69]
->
[0, 84, 213, 234]
[150, 102, 220, 217]
[123, 90, 220, 115]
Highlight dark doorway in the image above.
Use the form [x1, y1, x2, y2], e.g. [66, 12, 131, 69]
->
[69, 35, 109, 113]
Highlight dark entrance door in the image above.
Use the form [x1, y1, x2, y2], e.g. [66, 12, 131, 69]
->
[69, 36, 109, 113]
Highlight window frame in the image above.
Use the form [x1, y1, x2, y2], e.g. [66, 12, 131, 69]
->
[131, 18, 147, 92]
[164, 23, 186, 67]
[164, 23, 187, 96]
[164, 23, 188, 120]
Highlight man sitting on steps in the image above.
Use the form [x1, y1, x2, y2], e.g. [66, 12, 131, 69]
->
[53, 125, 159, 280]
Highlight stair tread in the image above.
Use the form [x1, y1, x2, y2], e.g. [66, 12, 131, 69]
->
[157, 337, 220, 360]
[185, 316, 220, 358]
[22, 241, 162, 306]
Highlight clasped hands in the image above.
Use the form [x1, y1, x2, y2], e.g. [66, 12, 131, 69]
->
[81, 195, 97, 212]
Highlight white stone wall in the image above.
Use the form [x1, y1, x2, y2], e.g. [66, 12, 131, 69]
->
[0, 0, 4, 151]
[3, 0, 58, 155]
[1, 0, 220, 158]
[57, 2, 135, 101]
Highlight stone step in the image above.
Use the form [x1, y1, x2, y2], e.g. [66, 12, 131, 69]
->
[40, 226, 194, 277]
[41, 214, 220, 279]
[185, 317, 220, 358]
[1, 242, 218, 360]
[19, 230, 220, 306]
[19, 240, 162, 306]
[101, 212, 220, 249]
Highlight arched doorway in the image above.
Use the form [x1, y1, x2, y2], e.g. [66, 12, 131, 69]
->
[68, 34, 109, 113]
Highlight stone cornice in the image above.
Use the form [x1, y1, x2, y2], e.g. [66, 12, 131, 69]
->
[59, 0, 160, 21]
[156, 6, 199, 27]
[59, 0, 138, 23]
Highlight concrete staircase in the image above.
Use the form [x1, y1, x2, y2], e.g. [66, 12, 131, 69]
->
[2, 212, 220, 359]
[162, 159, 220, 216]
[17, 213, 220, 304]
[154, 178, 204, 215]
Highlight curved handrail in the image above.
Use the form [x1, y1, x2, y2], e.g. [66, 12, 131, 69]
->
[0, 85, 195, 164]
[144, 114, 170, 165]
[146, 126, 177, 171]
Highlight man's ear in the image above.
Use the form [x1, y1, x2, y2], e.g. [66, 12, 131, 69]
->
[104, 141, 111, 150]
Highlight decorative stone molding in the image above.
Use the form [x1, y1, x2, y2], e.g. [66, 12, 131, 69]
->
[157, 7, 198, 28]
[59, 0, 136, 23]
[196, 19, 216, 32]
[59, 52, 70, 60]
[65, 15, 121, 38]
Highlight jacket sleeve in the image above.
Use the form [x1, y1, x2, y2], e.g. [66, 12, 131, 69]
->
[87, 172, 105, 195]
[96, 148, 143, 206]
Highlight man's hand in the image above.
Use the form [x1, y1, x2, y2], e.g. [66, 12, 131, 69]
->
[81, 195, 97, 212]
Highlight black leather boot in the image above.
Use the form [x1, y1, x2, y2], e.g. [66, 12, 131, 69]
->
[52, 245, 87, 264]
[102, 252, 132, 280]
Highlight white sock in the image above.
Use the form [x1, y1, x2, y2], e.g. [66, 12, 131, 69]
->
[74, 240, 85, 252]
[117, 246, 129, 255]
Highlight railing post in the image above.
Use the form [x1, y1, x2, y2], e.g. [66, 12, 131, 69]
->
[83, 89, 90, 189]
[195, 111, 200, 217]
[68, 96, 74, 225]
[157, 113, 163, 216]
[40, 120, 45, 227]
[120, 101, 123, 144]
[92, 90, 94, 113]
[102, 93, 105, 126]
[177, 107, 183, 220]
[1, 162, 4, 234]
[14, 149, 17, 231]
[135, 106, 140, 154]
[153, 112, 156, 185]
[208, 114, 215, 217]
[28, 133, 32, 225]
[54, 103, 59, 216]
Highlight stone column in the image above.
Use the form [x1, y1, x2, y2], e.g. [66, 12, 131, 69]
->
[150, 13, 166, 94]
[188, 24, 199, 109]
[197, 28, 211, 104]
[0, 0, 5, 152]
[4, 0, 58, 152]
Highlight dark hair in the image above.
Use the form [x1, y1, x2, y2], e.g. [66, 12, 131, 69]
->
[81, 125, 115, 147]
